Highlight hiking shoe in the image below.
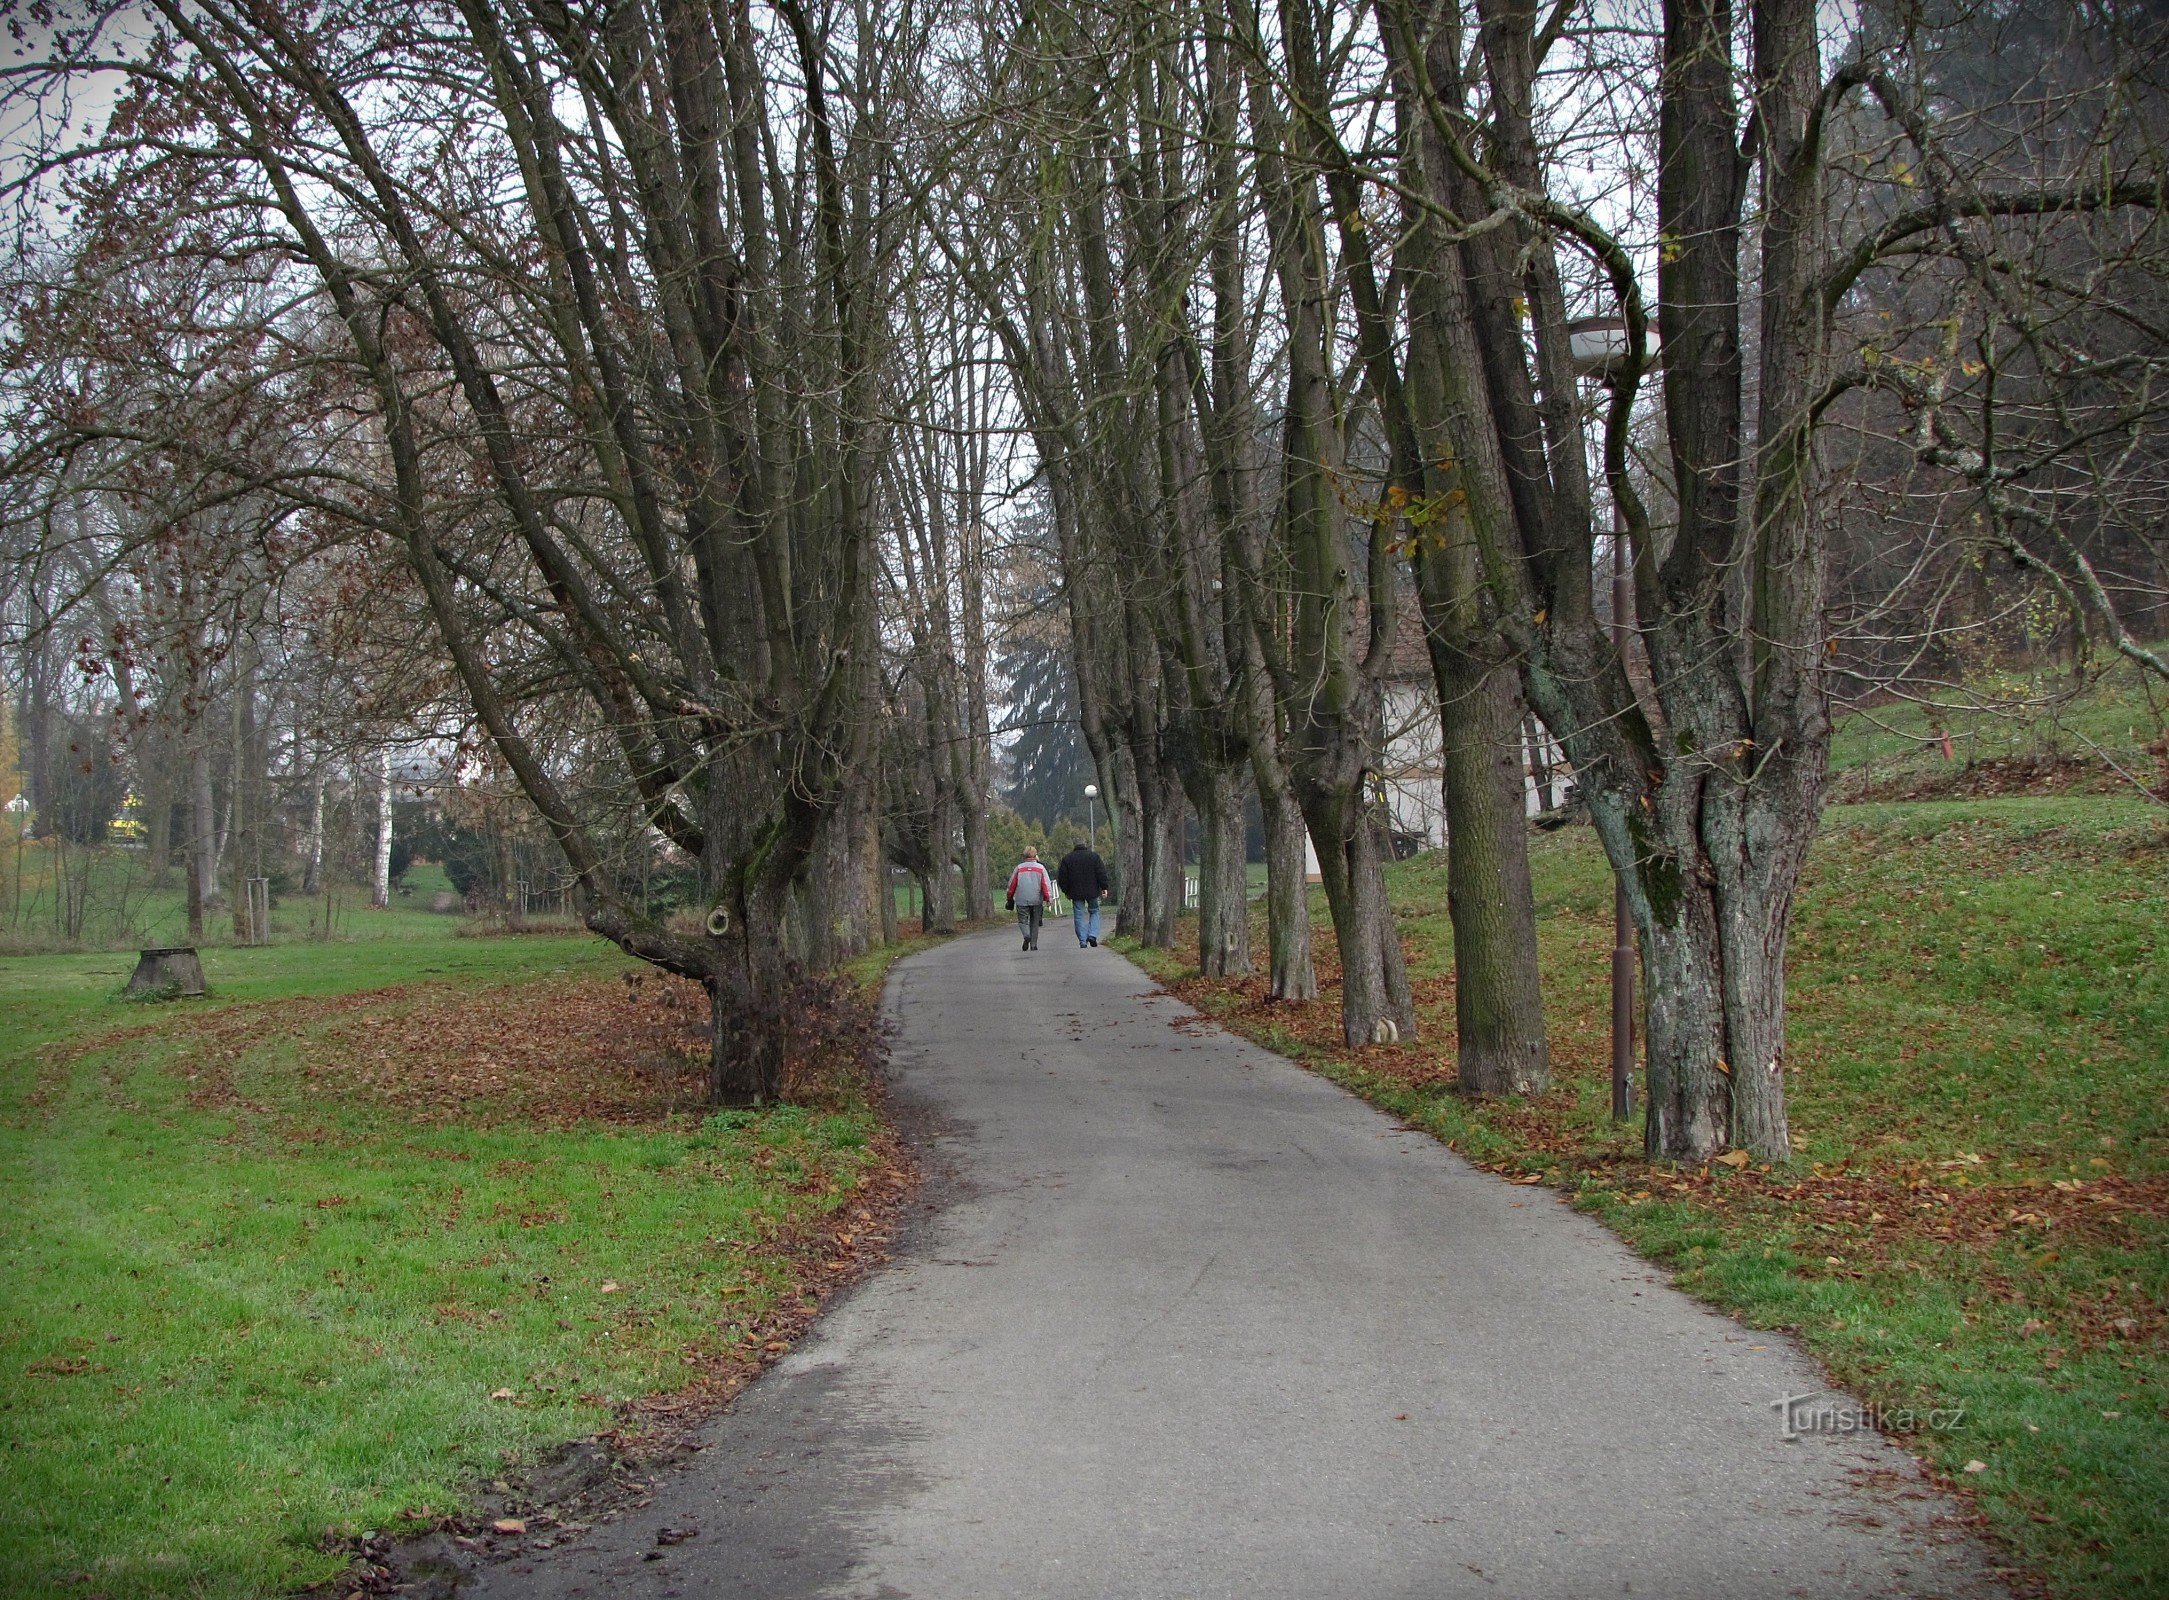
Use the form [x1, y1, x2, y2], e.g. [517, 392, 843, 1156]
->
[1089, 936, 1098, 946]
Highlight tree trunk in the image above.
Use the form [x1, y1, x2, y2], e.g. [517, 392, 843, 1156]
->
[808, 774, 883, 965]
[1633, 871, 1733, 1160]
[707, 924, 787, 1108]
[1192, 763, 1252, 977]
[1256, 766, 1317, 1001]
[1436, 648, 1550, 1094]
[22, 630, 52, 839]
[1142, 758, 1184, 949]
[189, 741, 217, 926]
[1242, 603, 1317, 1001]
[142, 728, 173, 881]
[1247, 16, 1411, 1047]
[229, 674, 258, 941]
[960, 792, 990, 923]
[371, 750, 393, 909]
[302, 768, 325, 896]
[184, 753, 207, 943]
[924, 785, 959, 934]
[1297, 774, 1415, 1046]
[1110, 745, 1146, 937]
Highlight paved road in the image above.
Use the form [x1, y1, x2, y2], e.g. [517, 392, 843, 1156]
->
[470, 930, 2006, 1599]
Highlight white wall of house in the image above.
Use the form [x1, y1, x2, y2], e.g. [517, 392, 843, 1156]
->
[1297, 685, 1569, 880]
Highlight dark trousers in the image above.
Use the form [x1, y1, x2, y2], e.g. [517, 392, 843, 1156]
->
[1016, 902, 1044, 949]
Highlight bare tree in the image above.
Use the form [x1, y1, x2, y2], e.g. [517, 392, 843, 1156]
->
[6, 0, 932, 1100]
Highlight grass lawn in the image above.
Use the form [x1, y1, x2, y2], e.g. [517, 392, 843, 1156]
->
[0, 913, 920, 1599]
[1829, 649, 2168, 801]
[0, 842, 490, 956]
[1126, 795, 2168, 1600]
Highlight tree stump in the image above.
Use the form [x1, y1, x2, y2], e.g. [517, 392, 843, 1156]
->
[128, 947, 206, 998]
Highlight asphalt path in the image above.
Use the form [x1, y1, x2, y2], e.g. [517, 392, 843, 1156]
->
[468, 928, 2008, 1599]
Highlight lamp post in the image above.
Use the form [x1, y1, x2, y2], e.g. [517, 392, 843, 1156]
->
[1608, 504, 1636, 1123]
[1084, 784, 1099, 854]
[1567, 315, 1650, 1124]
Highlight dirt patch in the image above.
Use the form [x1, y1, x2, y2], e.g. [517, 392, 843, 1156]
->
[1833, 752, 2143, 804]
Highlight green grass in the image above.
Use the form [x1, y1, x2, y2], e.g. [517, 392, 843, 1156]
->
[839, 923, 957, 996]
[0, 836, 482, 955]
[1830, 650, 2168, 797]
[1128, 796, 2169, 1599]
[0, 918, 900, 1599]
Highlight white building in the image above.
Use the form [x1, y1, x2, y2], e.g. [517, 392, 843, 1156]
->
[1303, 604, 1568, 879]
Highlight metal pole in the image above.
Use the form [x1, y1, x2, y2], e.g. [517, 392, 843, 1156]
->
[1610, 505, 1637, 1122]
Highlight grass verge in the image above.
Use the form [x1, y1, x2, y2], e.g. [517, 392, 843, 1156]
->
[1123, 796, 2167, 1600]
[1, 921, 928, 1599]
[1828, 651, 2168, 803]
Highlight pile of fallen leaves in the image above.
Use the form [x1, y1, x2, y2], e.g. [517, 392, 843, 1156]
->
[45, 963, 895, 1131]
[215, 971, 717, 1127]
[1833, 752, 2138, 804]
[1675, 1161, 2169, 1357]
[308, 969, 724, 1126]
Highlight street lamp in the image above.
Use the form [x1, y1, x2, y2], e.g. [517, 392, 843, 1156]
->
[1084, 784, 1099, 854]
[1567, 315, 1657, 1123]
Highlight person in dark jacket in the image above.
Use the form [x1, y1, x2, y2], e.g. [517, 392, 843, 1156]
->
[1056, 840, 1112, 947]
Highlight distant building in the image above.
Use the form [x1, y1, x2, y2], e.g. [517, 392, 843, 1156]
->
[1304, 598, 1568, 880]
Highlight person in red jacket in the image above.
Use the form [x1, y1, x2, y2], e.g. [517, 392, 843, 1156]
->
[1006, 846, 1057, 952]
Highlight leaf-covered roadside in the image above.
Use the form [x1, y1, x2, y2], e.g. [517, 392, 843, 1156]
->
[0, 937, 923, 1600]
[1123, 798, 2167, 1600]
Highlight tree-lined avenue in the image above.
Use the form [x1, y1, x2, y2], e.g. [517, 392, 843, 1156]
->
[466, 932, 2008, 1600]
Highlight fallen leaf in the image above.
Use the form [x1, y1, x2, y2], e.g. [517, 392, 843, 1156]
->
[599, 1282, 622, 1294]
[493, 1517, 527, 1534]
[1714, 1150, 1752, 1169]
[489, 1387, 516, 1400]
[1963, 1460, 1988, 1474]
